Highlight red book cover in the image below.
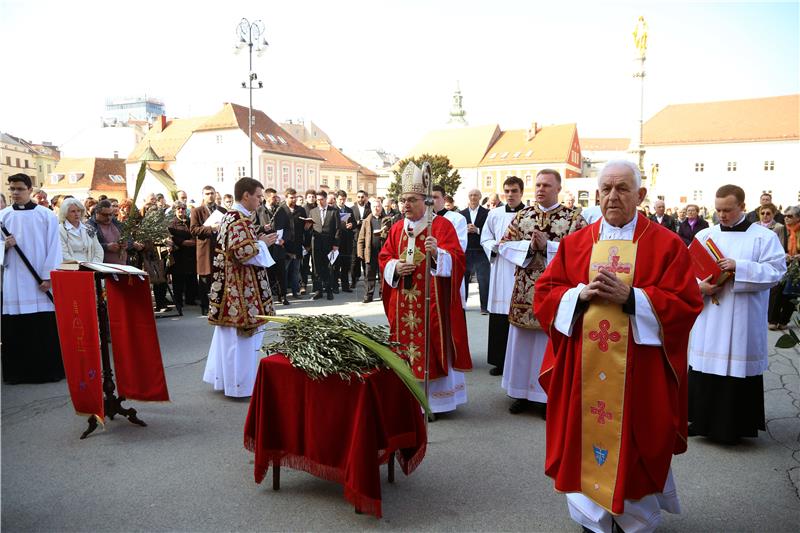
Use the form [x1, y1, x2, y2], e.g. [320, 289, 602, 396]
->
[688, 238, 731, 285]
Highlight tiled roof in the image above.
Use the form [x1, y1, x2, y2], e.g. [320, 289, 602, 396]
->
[642, 94, 800, 145]
[49, 158, 127, 192]
[198, 103, 324, 161]
[311, 143, 379, 177]
[127, 103, 324, 163]
[408, 124, 502, 167]
[127, 116, 208, 163]
[581, 138, 631, 151]
[479, 123, 577, 166]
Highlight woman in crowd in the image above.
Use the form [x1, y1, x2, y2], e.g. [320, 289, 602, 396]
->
[59, 197, 104, 263]
[167, 201, 198, 313]
[0, 193, 6, 209]
[117, 198, 134, 221]
[769, 205, 799, 330]
[677, 203, 709, 246]
[759, 203, 786, 246]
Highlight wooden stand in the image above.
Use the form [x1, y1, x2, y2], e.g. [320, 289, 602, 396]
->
[80, 273, 147, 439]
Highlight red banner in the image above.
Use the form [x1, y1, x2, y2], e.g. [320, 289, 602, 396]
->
[51, 271, 104, 423]
[106, 276, 170, 402]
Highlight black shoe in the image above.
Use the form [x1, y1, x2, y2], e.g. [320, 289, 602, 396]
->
[200, 307, 208, 315]
[332, 287, 340, 294]
[362, 294, 373, 303]
[509, 399, 529, 414]
[312, 291, 323, 300]
[489, 366, 503, 376]
[282, 298, 291, 305]
[539, 403, 547, 421]
[342, 288, 353, 293]
[326, 291, 334, 300]
[687, 424, 699, 437]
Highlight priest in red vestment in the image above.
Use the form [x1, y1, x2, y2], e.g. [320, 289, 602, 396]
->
[533, 160, 703, 533]
[379, 162, 471, 415]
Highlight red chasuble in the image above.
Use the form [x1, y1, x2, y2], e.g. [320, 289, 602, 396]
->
[378, 216, 471, 380]
[534, 214, 703, 514]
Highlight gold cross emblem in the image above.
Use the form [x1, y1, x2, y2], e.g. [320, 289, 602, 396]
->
[401, 310, 422, 332]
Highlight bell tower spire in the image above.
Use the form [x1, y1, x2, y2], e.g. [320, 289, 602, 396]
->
[447, 81, 468, 126]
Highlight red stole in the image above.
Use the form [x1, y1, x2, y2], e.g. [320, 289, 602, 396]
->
[378, 216, 471, 380]
[534, 214, 703, 513]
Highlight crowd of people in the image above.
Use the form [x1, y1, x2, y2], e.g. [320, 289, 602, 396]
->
[1, 163, 799, 532]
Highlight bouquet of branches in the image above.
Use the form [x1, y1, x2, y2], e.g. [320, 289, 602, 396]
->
[261, 314, 430, 416]
[120, 208, 174, 246]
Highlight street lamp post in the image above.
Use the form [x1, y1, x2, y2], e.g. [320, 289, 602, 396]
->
[235, 18, 268, 179]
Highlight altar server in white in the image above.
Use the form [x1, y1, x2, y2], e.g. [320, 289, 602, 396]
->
[1, 173, 64, 384]
[432, 184, 468, 308]
[688, 184, 786, 443]
[480, 176, 526, 375]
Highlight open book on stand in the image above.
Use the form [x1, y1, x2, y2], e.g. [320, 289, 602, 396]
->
[58, 261, 148, 275]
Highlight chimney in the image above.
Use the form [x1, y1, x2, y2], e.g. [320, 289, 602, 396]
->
[527, 121, 541, 141]
[113, 150, 119, 159]
[160, 115, 167, 131]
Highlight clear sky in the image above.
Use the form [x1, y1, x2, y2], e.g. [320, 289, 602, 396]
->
[1, 0, 797, 156]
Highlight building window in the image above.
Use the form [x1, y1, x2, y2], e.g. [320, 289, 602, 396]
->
[16, 158, 20, 167]
[216, 167, 224, 182]
[237, 166, 246, 178]
[266, 165, 274, 184]
[68, 172, 83, 184]
[24, 160, 29, 168]
[216, 135, 223, 144]
[764, 160, 775, 171]
[321, 175, 328, 186]
[38, 164, 43, 172]
[578, 191, 589, 207]
[525, 175, 533, 188]
[47, 164, 51, 173]
[692, 190, 703, 201]
[485, 175, 492, 187]
[5, 156, 10, 165]
[334, 177, 341, 189]
[694, 163, 704, 172]
[347, 179, 352, 191]
[367, 183, 374, 194]
[727, 161, 737, 172]
[282, 165, 289, 187]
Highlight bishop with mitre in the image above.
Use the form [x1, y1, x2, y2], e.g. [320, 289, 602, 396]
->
[378, 162, 472, 415]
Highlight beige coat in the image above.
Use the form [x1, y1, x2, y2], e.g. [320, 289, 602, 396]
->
[59, 221, 104, 263]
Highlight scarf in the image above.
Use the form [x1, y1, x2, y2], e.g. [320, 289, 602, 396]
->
[788, 221, 799, 256]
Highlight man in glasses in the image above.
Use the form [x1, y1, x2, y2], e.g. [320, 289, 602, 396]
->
[378, 162, 472, 416]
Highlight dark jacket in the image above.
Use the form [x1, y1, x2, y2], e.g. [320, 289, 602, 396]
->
[168, 217, 197, 274]
[350, 201, 372, 236]
[254, 203, 289, 261]
[649, 213, 676, 232]
[459, 205, 489, 251]
[279, 202, 307, 256]
[309, 204, 340, 253]
[336, 204, 355, 255]
[303, 201, 317, 248]
[189, 203, 227, 276]
[677, 217, 709, 246]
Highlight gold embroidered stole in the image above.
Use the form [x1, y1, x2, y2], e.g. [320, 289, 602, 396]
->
[393, 224, 434, 377]
[580, 239, 637, 513]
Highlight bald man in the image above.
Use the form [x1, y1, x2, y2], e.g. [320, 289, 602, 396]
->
[460, 188, 490, 313]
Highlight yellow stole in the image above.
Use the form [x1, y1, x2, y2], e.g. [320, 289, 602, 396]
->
[580, 238, 638, 513]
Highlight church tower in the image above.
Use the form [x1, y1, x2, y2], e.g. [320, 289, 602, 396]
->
[446, 81, 468, 127]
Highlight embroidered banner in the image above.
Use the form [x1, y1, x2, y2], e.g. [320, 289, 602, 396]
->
[106, 276, 170, 402]
[52, 271, 104, 423]
[580, 240, 637, 513]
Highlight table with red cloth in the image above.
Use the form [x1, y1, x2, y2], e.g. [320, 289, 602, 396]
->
[243, 354, 427, 518]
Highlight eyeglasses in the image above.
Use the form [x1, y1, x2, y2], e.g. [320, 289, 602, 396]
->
[401, 196, 422, 204]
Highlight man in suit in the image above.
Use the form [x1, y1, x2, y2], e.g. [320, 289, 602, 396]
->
[278, 188, 307, 299]
[308, 190, 340, 300]
[349, 189, 371, 287]
[254, 188, 289, 305]
[300, 189, 317, 294]
[190, 185, 227, 315]
[334, 190, 355, 294]
[460, 188, 491, 314]
[649, 199, 676, 231]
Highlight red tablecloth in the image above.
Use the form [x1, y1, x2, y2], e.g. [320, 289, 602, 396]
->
[244, 354, 427, 518]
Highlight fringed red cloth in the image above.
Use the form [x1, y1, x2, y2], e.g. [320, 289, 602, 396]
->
[105, 276, 170, 402]
[52, 271, 104, 421]
[243, 354, 427, 518]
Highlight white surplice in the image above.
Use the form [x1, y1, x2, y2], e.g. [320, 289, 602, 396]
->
[480, 206, 518, 315]
[497, 203, 561, 402]
[203, 203, 275, 397]
[383, 216, 465, 413]
[442, 209, 468, 308]
[688, 221, 786, 378]
[0, 205, 62, 315]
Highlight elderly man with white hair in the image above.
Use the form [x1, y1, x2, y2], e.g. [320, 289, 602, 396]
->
[58, 197, 104, 263]
[460, 188, 491, 313]
[649, 199, 677, 231]
[534, 160, 704, 532]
